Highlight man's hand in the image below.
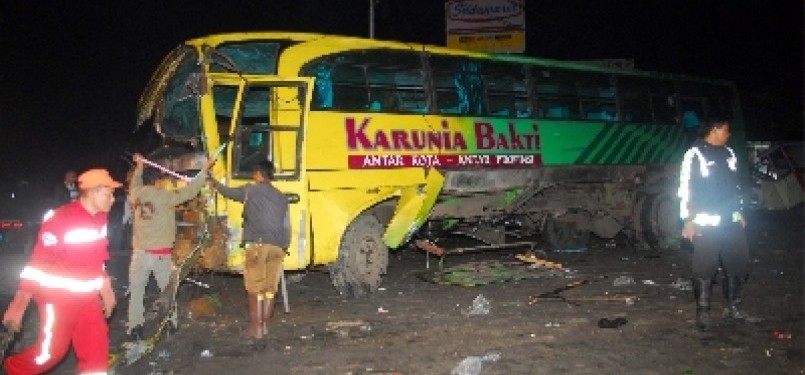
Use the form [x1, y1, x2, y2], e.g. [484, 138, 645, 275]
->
[681, 221, 695, 241]
[133, 153, 145, 170]
[205, 156, 217, 171]
[99, 277, 116, 319]
[737, 212, 747, 228]
[2, 291, 32, 332]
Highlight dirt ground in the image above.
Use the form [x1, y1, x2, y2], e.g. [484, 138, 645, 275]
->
[1, 206, 802, 375]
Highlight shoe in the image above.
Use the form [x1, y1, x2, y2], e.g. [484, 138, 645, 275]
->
[696, 309, 712, 331]
[723, 306, 747, 320]
[128, 324, 144, 341]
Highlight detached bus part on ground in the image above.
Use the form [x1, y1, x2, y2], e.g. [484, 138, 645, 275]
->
[747, 141, 804, 210]
[133, 31, 748, 298]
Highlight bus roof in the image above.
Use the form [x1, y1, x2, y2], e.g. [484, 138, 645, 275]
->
[183, 31, 735, 86]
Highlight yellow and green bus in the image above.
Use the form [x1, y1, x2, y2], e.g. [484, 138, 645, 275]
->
[136, 32, 745, 296]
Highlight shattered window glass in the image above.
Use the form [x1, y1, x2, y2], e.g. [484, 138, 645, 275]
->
[209, 42, 279, 74]
[161, 49, 202, 139]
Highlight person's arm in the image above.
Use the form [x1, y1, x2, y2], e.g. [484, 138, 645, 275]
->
[211, 179, 246, 202]
[2, 290, 31, 331]
[5, 210, 61, 329]
[99, 273, 115, 318]
[131, 154, 145, 191]
[165, 171, 208, 206]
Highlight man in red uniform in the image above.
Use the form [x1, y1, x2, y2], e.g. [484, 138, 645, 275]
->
[2, 169, 122, 375]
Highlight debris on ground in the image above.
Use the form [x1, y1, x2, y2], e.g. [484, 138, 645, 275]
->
[188, 294, 221, 319]
[428, 260, 562, 286]
[553, 247, 587, 253]
[326, 320, 372, 338]
[612, 275, 636, 286]
[597, 317, 628, 329]
[450, 352, 501, 375]
[529, 279, 590, 304]
[515, 253, 562, 269]
[670, 278, 693, 291]
[464, 294, 491, 316]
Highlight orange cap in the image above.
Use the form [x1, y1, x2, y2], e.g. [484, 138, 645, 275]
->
[78, 169, 123, 189]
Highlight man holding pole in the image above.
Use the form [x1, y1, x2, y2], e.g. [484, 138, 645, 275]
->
[125, 153, 210, 340]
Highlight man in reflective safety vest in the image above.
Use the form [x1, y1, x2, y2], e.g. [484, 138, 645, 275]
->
[678, 117, 750, 331]
[2, 169, 122, 375]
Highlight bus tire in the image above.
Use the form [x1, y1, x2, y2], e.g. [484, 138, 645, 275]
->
[544, 212, 591, 250]
[330, 214, 389, 297]
[634, 192, 680, 250]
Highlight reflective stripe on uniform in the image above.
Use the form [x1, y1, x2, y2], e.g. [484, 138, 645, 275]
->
[678, 146, 739, 220]
[34, 303, 55, 365]
[64, 225, 107, 244]
[20, 266, 104, 293]
[726, 146, 737, 171]
[692, 213, 721, 226]
[41, 232, 58, 247]
[678, 147, 708, 219]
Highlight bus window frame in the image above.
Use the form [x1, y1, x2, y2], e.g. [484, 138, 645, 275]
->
[229, 80, 311, 182]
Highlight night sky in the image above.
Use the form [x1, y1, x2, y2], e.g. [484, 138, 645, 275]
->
[1, 0, 801, 194]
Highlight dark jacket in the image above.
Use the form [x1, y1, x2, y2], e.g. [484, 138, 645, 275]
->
[52, 182, 76, 207]
[213, 181, 290, 248]
[678, 139, 743, 224]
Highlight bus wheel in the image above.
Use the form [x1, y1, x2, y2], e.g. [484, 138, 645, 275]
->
[543, 212, 591, 250]
[331, 214, 389, 297]
[641, 193, 679, 250]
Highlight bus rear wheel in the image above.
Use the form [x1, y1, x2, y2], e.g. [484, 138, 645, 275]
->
[330, 214, 389, 297]
[634, 193, 679, 250]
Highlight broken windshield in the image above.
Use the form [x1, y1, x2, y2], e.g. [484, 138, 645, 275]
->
[157, 49, 203, 140]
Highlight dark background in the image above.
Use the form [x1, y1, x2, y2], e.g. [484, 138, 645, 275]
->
[0, 0, 801, 215]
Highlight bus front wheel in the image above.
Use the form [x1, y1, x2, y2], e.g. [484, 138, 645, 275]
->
[330, 214, 389, 297]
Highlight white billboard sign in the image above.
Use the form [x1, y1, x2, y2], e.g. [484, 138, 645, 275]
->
[445, 0, 526, 53]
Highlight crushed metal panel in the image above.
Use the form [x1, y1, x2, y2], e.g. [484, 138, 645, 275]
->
[382, 168, 445, 248]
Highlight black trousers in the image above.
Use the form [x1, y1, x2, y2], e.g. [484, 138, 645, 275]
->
[691, 221, 749, 279]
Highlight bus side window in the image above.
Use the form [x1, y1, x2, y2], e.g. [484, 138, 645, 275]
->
[533, 69, 579, 120]
[430, 56, 485, 115]
[301, 51, 425, 114]
[681, 110, 700, 128]
[312, 64, 334, 109]
[485, 63, 529, 118]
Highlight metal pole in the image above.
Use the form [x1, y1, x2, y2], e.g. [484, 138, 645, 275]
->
[369, 0, 375, 39]
[280, 268, 290, 313]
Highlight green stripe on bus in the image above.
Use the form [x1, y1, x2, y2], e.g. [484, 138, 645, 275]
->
[587, 122, 622, 164]
[575, 122, 617, 164]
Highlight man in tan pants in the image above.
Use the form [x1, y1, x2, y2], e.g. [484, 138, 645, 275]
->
[212, 160, 290, 338]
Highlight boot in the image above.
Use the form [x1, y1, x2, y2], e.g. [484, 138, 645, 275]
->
[246, 293, 263, 339]
[722, 274, 747, 320]
[693, 278, 713, 331]
[261, 297, 276, 336]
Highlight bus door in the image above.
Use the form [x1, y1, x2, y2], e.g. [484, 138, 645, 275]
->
[225, 78, 314, 270]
